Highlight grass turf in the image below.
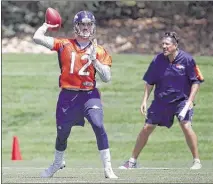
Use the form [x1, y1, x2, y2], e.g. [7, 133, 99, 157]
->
[2, 53, 213, 183]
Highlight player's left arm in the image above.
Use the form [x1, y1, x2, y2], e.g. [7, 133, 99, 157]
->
[186, 58, 204, 104]
[91, 46, 112, 83]
[92, 60, 111, 83]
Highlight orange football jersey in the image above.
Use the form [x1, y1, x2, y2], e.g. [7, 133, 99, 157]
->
[52, 38, 112, 90]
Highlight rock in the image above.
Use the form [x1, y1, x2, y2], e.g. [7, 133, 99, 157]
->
[115, 42, 133, 52]
[115, 35, 127, 44]
[1, 16, 212, 56]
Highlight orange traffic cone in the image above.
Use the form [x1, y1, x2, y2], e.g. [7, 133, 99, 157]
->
[11, 136, 22, 160]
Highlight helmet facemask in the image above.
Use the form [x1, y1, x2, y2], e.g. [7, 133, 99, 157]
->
[74, 21, 96, 39]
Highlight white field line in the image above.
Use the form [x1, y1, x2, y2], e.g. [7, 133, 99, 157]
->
[2, 167, 186, 170]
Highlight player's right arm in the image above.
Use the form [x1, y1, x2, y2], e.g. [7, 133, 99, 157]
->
[33, 23, 59, 49]
[140, 57, 157, 116]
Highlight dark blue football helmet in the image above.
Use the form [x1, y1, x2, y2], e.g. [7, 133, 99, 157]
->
[73, 11, 96, 38]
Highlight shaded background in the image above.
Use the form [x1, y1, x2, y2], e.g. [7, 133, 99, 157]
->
[2, 1, 213, 55]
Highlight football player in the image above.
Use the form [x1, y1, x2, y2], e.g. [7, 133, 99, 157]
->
[119, 31, 204, 170]
[33, 10, 118, 179]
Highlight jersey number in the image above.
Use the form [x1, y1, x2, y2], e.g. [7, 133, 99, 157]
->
[70, 52, 92, 76]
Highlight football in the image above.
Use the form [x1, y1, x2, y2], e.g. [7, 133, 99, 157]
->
[45, 7, 62, 31]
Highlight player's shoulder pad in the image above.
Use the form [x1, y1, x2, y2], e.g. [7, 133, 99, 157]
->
[96, 45, 109, 55]
[56, 38, 71, 44]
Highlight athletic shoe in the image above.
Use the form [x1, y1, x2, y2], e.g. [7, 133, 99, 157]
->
[104, 167, 118, 179]
[40, 160, 66, 178]
[190, 160, 202, 170]
[119, 160, 137, 169]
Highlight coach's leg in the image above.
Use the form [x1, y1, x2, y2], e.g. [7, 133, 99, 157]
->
[132, 123, 156, 159]
[179, 121, 201, 169]
[119, 123, 156, 169]
[177, 100, 202, 169]
[180, 121, 199, 159]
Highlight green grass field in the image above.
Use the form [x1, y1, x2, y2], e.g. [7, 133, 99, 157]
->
[2, 53, 213, 183]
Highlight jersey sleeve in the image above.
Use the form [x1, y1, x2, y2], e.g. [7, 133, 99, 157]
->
[186, 58, 204, 84]
[52, 38, 70, 51]
[96, 46, 112, 67]
[142, 57, 157, 85]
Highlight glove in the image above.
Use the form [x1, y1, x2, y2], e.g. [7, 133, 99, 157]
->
[86, 44, 96, 61]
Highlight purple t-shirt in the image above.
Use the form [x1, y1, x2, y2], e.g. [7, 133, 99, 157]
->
[143, 50, 204, 103]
